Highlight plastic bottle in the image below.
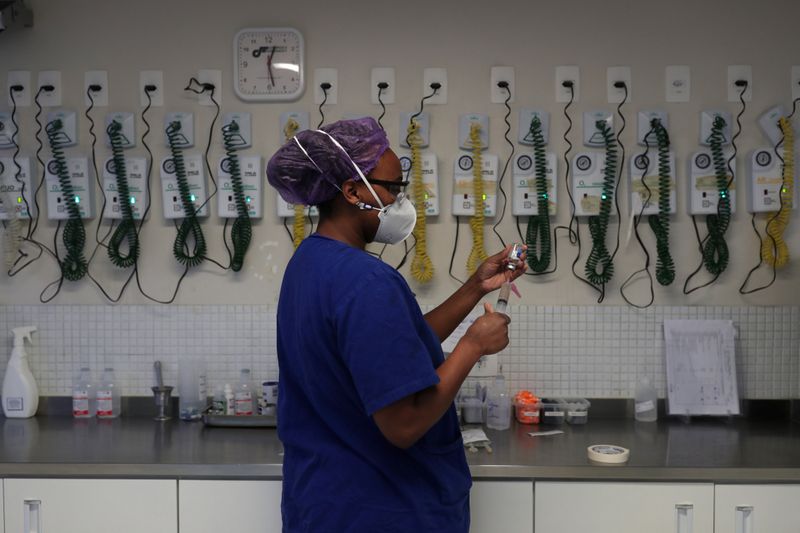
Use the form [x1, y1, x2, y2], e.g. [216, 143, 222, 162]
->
[2, 326, 38, 418]
[634, 376, 658, 422]
[224, 384, 235, 415]
[72, 366, 96, 418]
[485, 371, 511, 430]
[234, 369, 254, 416]
[97, 367, 121, 419]
[212, 384, 226, 414]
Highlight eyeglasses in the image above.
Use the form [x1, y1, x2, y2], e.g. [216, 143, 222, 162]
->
[366, 178, 409, 196]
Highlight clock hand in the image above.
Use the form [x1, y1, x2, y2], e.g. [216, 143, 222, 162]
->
[266, 46, 276, 86]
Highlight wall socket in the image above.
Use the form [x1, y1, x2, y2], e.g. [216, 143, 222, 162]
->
[140, 70, 164, 107]
[37, 71, 62, 106]
[555, 66, 580, 103]
[490, 66, 515, 103]
[84, 70, 109, 107]
[314, 68, 338, 105]
[607, 66, 631, 103]
[422, 68, 447, 105]
[728, 65, 752, 102]
[7, 71, 31, 107]
[371, 67, 395, 105]
[665, 65, 691, 103]
[196, 69, 222, 106]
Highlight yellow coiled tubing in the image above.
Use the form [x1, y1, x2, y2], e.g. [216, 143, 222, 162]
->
[466, 122, 487, 274]
[762, 117, 794, 268]
[283, 118, 306, 249]
[408, 119, 434, 282]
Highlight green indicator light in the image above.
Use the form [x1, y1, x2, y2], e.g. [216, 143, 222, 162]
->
[601, 194, 607, 200]
[482, 194, 487, 200]
[74, 196, 80, 204]
[190, 194, 196, 202]
[130, 196, 136, 204]
[16, 196, 22, 204]
[782, 188, 788, 194]
[424, 194, 429, 200]
[245, 196, 251, 203]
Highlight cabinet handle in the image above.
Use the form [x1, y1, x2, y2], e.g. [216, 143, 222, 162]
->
[735, 505, 754, 533]
[675, 503, 694, 533]
[23, 499, 41, 533]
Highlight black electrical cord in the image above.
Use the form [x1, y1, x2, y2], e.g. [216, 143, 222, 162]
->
[404, 83, 440, 148]
[491, 82, 513, 249]
[185, 78, 221, 214]
[376, 82, 388, 130]
[317, 82, 331, 128]
[607, 82, 627, 270]
[448, 215, 465, 285]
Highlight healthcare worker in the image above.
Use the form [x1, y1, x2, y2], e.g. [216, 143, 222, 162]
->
[267, 117, 525, 532]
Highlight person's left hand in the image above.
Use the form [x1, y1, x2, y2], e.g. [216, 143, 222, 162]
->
[470, 244, 528, 294]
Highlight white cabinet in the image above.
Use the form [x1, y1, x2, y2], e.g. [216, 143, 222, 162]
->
[3, 479, 177, 533]
[715, 484, 800, 533]
[179, 480, 282, 533]
[469, 480, 533, 533]
[535, 482, 714, 533]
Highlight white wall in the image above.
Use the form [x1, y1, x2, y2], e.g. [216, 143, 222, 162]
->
[1, 0, 799, 306]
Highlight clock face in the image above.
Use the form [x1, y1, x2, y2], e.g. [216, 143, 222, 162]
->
[234, 27, 304, 102]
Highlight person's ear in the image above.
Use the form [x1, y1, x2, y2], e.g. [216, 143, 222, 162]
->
[340, 179, 365, 208]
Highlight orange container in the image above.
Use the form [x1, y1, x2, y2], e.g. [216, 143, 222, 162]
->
[514, 391, 540, 424]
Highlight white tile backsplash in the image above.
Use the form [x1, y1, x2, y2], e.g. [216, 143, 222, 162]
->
[0, 304, 797, 399]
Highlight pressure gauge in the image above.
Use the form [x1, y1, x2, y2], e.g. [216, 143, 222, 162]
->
[233, 27, 305, 102]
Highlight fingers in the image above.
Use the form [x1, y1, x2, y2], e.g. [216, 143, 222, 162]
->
[484, 302, 494, 314]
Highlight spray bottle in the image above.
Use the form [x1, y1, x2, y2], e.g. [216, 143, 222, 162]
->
[2, 326, 39, 418]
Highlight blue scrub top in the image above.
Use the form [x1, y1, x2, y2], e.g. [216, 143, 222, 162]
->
[277, 234, 471, 532]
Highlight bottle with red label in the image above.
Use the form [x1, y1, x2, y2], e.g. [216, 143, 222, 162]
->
[72, 366, 96, 418]
[96, 367, 121, 419]
[234, 368, 254, 416]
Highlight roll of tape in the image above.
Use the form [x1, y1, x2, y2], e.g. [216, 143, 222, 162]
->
[587, 444, 630, 464]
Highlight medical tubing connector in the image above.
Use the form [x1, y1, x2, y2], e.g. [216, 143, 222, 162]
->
[647, 119, 675, 285]
[525, 116, 552, 273]
[166, 121, 206, 267]
[283, 118, 306, 249]
[762, 117, 794, 268]
[46, 119, 88, 281]
[467, 122, 488, 274]
[702, 116, 731, 276]
[106, 120, 139, 268]
[408, 119, 434, 282]
[222, 120, 251, 272]
[584, 120, 617, 286]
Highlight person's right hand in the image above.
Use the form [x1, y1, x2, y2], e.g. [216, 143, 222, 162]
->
[461, 303, 510, 356]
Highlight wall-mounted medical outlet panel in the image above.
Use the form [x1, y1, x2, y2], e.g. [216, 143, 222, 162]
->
[399, 111, 430, 149]
[452, 152, 498, 217]
[276, 197, 319, 218]
[102, 156, 148, 220]
[105, 112, 136, 149]
[518, 109, 550, 146]
[46, 109, 78, 147]
[160, 154, 208, 219]
[687, 149, 737, 215]
[217, 155, 263, 219]
[222, 112, 252, 149]
[0, 112, 16, 149]
[700, 110, 733, 147]
[757, 105, 785, 147]
[279, 111, 310, 139]
[512, 150, 557, 216]
[164, 112, 194, 148]
[629, 149, 677, 216]
[747, 148, 797, 213]
[398, 149, 439, 216]
[637, 110, 669, 146]
[583, 111, 614, 148]
[0, 156, 35, 219]
[45, 156, 95, 220]
[571, 152, 617, 217]
[458, 114, 489, 150]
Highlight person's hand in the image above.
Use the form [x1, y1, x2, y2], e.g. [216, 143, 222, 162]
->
[461, 303, 510, 356]
[470, 244, 527, 295]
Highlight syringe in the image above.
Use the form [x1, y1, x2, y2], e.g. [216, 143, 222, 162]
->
[495, 243, 523, 315]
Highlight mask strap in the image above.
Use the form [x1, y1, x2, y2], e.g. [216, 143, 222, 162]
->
[293, 136, 324, 174]
[314, 129, 386, 210]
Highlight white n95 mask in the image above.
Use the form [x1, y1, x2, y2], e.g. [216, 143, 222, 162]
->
[302, 129, 417, 245]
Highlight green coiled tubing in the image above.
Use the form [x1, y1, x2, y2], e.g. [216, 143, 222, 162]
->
[702, 116, 731, 276]
[106, 120, 139, 268]
[222, 120, 251, 272]
[166, 121, 206, 267]
[525, 116, 552, 273]
[647, 118, 675, 285]
[585, 120, 617, 286]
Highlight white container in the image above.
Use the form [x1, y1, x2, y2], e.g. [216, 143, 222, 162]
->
[485, 374, 511, 430]
[97, 367, 121, 419]
[72, 366, 96, 418]
[2, 326, 38, 418]
[234, 369, 254, 416]
[224, 383, 235, 415]
[178, 357, 208, 420]
[634, 376, 658, 422]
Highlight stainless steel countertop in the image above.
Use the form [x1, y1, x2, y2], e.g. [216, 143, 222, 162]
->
[1, 417, 799, 482]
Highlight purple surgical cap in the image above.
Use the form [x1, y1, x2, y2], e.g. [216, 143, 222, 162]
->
[266, 117, 390, 206]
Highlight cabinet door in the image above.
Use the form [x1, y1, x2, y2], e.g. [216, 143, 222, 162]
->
[715, 484, 800, 533]
[536, 482, 714, 533]
[4, 479, 177, 533]
[470, 481, 533, 533]
[179, 480, 282, 533]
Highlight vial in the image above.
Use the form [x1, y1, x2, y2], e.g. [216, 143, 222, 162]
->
[506, 243, 524, 271]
